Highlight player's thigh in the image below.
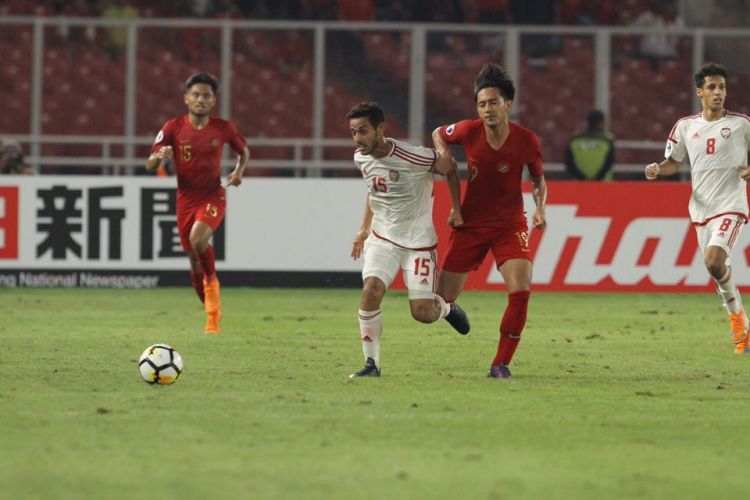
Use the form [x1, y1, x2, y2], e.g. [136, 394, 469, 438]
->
[442, 229, 491, 273]
[498, 258, 532, 292]
[176, 207, 197, 252]
[696, 215, 745, 265]
[361, 237, 403, 289]
[437, 270, 468, 302]
[402, 248, 438, 300]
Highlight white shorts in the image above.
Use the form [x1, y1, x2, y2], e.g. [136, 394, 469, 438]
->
[695, 215, 745, 260]
[361, 236, 438, 300]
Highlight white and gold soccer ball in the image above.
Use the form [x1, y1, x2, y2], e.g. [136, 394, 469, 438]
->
[138, 344, 183, 385]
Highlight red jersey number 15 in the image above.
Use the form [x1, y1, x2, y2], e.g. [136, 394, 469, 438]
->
[371, 176, 387, 193]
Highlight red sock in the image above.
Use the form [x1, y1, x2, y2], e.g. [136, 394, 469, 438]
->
[492, 290, 530, 366]
[190, 269, 205, 303]
[198, 245, 217, 283]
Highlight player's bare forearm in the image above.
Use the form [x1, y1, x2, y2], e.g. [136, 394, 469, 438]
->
[360, 195, 373, 232]
[432, 127, 451, 158]
[145, 154, 161, 171]
[227, 147, 250, 186]
[433, 151, 457, 177]
[146, 145, 173, 171]
[446, 168, 464, 227]
[645, 157, 680, 180]
[531, 175, 547, 229]
[351, 196, 373, 260]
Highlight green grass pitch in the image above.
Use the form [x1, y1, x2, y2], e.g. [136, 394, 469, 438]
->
[1, 288, 749, 499]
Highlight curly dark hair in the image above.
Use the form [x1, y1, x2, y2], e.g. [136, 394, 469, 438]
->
[694, 63, 728, 88]
[346, 101, 385, 127]
[185, 72, 219, 93]
[473, 63, 515, 101]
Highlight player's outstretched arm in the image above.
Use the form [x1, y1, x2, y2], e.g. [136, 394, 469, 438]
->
[226, 146, 250, 187]
[645, 157, 680, 180]
[351, 195, 373, 260]
[146, 146, 173, 171]
[531, 175, 547, 230]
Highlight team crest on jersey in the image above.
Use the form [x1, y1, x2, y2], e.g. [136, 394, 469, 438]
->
[211, 138, 220, 148]
[389, 170, 400, 182]
[721, 127, 731, 139]
[446, 124, 455, 136]
[497, 163, 509, 173]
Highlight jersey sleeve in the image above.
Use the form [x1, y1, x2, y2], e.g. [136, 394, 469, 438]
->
[394, 142, 437, 171]
[225, 121, 247, 154]
[526, 131, 544, 177]
[150, 120, 174, 154]
[438, 120, 471, 145]
[665, 119, 687, 162]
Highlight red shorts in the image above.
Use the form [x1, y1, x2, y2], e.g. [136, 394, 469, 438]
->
[177, 190, 226, 251]
[442, 221, 531, 273]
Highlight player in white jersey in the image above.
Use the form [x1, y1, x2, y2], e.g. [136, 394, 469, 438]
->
[645, 63, 750, 354]
[346, 102, 469, 378]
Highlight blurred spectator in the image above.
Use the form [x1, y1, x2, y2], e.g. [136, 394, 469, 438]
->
[464, 0, 510, 24]
[631, 1, 683, 69]
[564, 110, 615, 181]
[338, 0, 375, 21]
[101, 0, 139, 60]
[559, 0, 617, 25]
[0, 139, 32, 175]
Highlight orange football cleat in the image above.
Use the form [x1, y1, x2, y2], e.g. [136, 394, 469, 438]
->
[203, 278, 222, 335]
[729, 311, 749, 354]
[204, 310, 223, 335]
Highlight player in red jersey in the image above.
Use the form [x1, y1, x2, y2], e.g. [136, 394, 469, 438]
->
[433, 63, 548, 379]
[146, 73, 249, 335]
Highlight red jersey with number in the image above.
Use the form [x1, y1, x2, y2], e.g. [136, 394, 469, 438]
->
[151, 115, 247, 203]
[439, 119, 543, 228]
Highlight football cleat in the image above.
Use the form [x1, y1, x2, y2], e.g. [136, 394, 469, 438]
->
[729, 311, 749, 354]
[349, 357, 380, 378]
[204, 310, 223, 335]
[488, 363, 512, 379]
[445, 301, 470, 335]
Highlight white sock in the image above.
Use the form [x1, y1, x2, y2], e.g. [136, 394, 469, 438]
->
[715, 269, 742, 314]
[435, 294, 451, 320]
[358, 309, 382, 367]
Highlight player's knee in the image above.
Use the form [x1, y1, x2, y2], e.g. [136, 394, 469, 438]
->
[704, 257, 725, 279]
[410, 304, 436, 324]
[190, 235, 207, 254]
[361, 279, 385, 307]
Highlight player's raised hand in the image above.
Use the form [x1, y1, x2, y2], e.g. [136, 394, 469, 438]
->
[226, 170, 243, 187]
[645, 162, 660, 180]
[351, 229, 369, 260]
[448, 208, 464, 228]
[156, 146, 173, 161]
[738, 165, 750, 181]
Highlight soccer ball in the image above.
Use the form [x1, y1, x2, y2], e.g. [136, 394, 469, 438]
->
[138, 344, 183, 385]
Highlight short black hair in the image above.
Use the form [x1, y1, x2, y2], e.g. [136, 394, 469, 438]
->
[185, 72, 219, 93]
[694, 63, 728, 88]
[473, 63, 515, 101]
[346, 101, 385, 128]
[587, 109, 605, 130]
